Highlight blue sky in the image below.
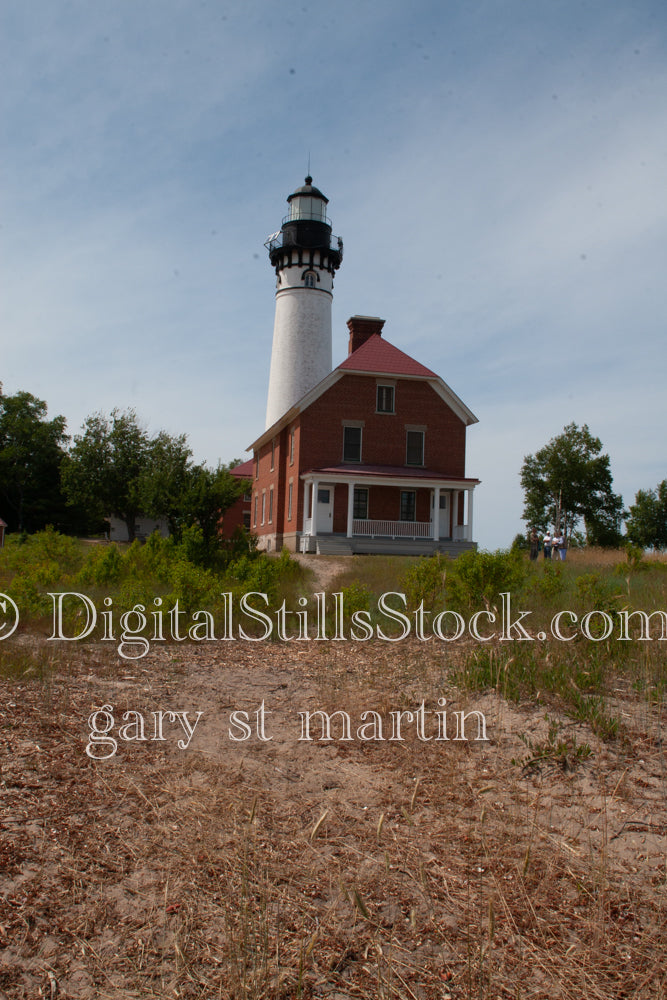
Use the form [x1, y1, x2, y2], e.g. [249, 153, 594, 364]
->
[2, 0, 666, 549]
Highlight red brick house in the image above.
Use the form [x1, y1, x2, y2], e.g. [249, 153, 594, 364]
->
[248, 315, 479, 555]
[227, 460, 254, 534]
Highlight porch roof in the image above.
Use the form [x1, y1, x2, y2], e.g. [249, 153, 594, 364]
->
[301, 463, 480, 489]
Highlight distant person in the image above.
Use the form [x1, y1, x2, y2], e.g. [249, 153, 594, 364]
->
[529, 528, 539, 560]
[554, 530, 567, 560]
[543, 531, 552, 559]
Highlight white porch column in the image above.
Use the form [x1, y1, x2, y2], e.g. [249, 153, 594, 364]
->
[432, 486, 440, 541]
[465, 488, 474, 542]
[303, 479, 311, 528]
[347, 483, 355, 538]
[453, 490, 459, 539]
[311, 479, 320, 536]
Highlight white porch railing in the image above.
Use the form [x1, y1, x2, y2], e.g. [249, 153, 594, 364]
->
[352, 519, 432, 539]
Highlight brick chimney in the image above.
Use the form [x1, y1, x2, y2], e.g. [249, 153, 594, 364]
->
[347, 315, 385, 355]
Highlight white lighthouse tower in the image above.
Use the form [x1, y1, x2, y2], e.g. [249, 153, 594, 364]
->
[264, 177, 343, 428]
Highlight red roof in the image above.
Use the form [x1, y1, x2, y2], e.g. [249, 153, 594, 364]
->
[230, 459, 254, 478]
[338, 334, 438, 378]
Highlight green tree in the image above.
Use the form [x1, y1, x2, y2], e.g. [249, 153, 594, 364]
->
[520, 423, 624, 545]
[138, 430, 193, 538]
[625, 480, 667, 550]
[0, 390, 69, 532]
[62, 409, 149, 542]
[179, 462, 249, 561]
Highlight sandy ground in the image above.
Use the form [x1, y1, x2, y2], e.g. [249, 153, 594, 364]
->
[1, 629, 666, 999]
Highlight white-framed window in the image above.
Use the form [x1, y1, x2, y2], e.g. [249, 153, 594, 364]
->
[288, 482, 293, 521]
[253, 495, 258, 527]
[270, 438, 276, 471]
[268, 487, 274, 524]
[376, 384, 395, 413]
[289, 427, 295, 465]
[261, 492, 266, 525]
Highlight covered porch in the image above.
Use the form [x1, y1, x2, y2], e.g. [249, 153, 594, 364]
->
[299, 467, 479, 555]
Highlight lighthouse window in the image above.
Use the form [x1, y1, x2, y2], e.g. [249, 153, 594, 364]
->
[304, 272, 316, 288]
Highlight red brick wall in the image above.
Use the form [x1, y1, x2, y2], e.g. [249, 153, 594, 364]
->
[220, 495, 251, 538]
[252, 419, 304, 542]
[299, 374, 467, 476]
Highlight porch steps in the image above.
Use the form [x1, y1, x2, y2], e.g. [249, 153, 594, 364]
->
[310, 536, 476, 557]
[315, 536, 355, 556]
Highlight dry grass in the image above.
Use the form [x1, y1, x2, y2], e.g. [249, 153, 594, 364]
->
[1, 629, 666, 999]
[563, 547, 667, 569]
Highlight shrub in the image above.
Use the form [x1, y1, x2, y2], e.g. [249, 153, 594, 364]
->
[76, 543, 124, 587]
[401, 554, 448, 610]
[166, 560, 221, 613]
[339, 582, 372, 621]
[0, 526, 84, 578]
[530, 561, 566, 601]
[445, 548, 528, 612]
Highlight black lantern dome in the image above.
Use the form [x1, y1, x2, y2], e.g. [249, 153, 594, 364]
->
[265, 177, 343, 270]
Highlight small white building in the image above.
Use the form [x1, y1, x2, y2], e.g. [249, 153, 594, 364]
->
[105, 516, 170, 543]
